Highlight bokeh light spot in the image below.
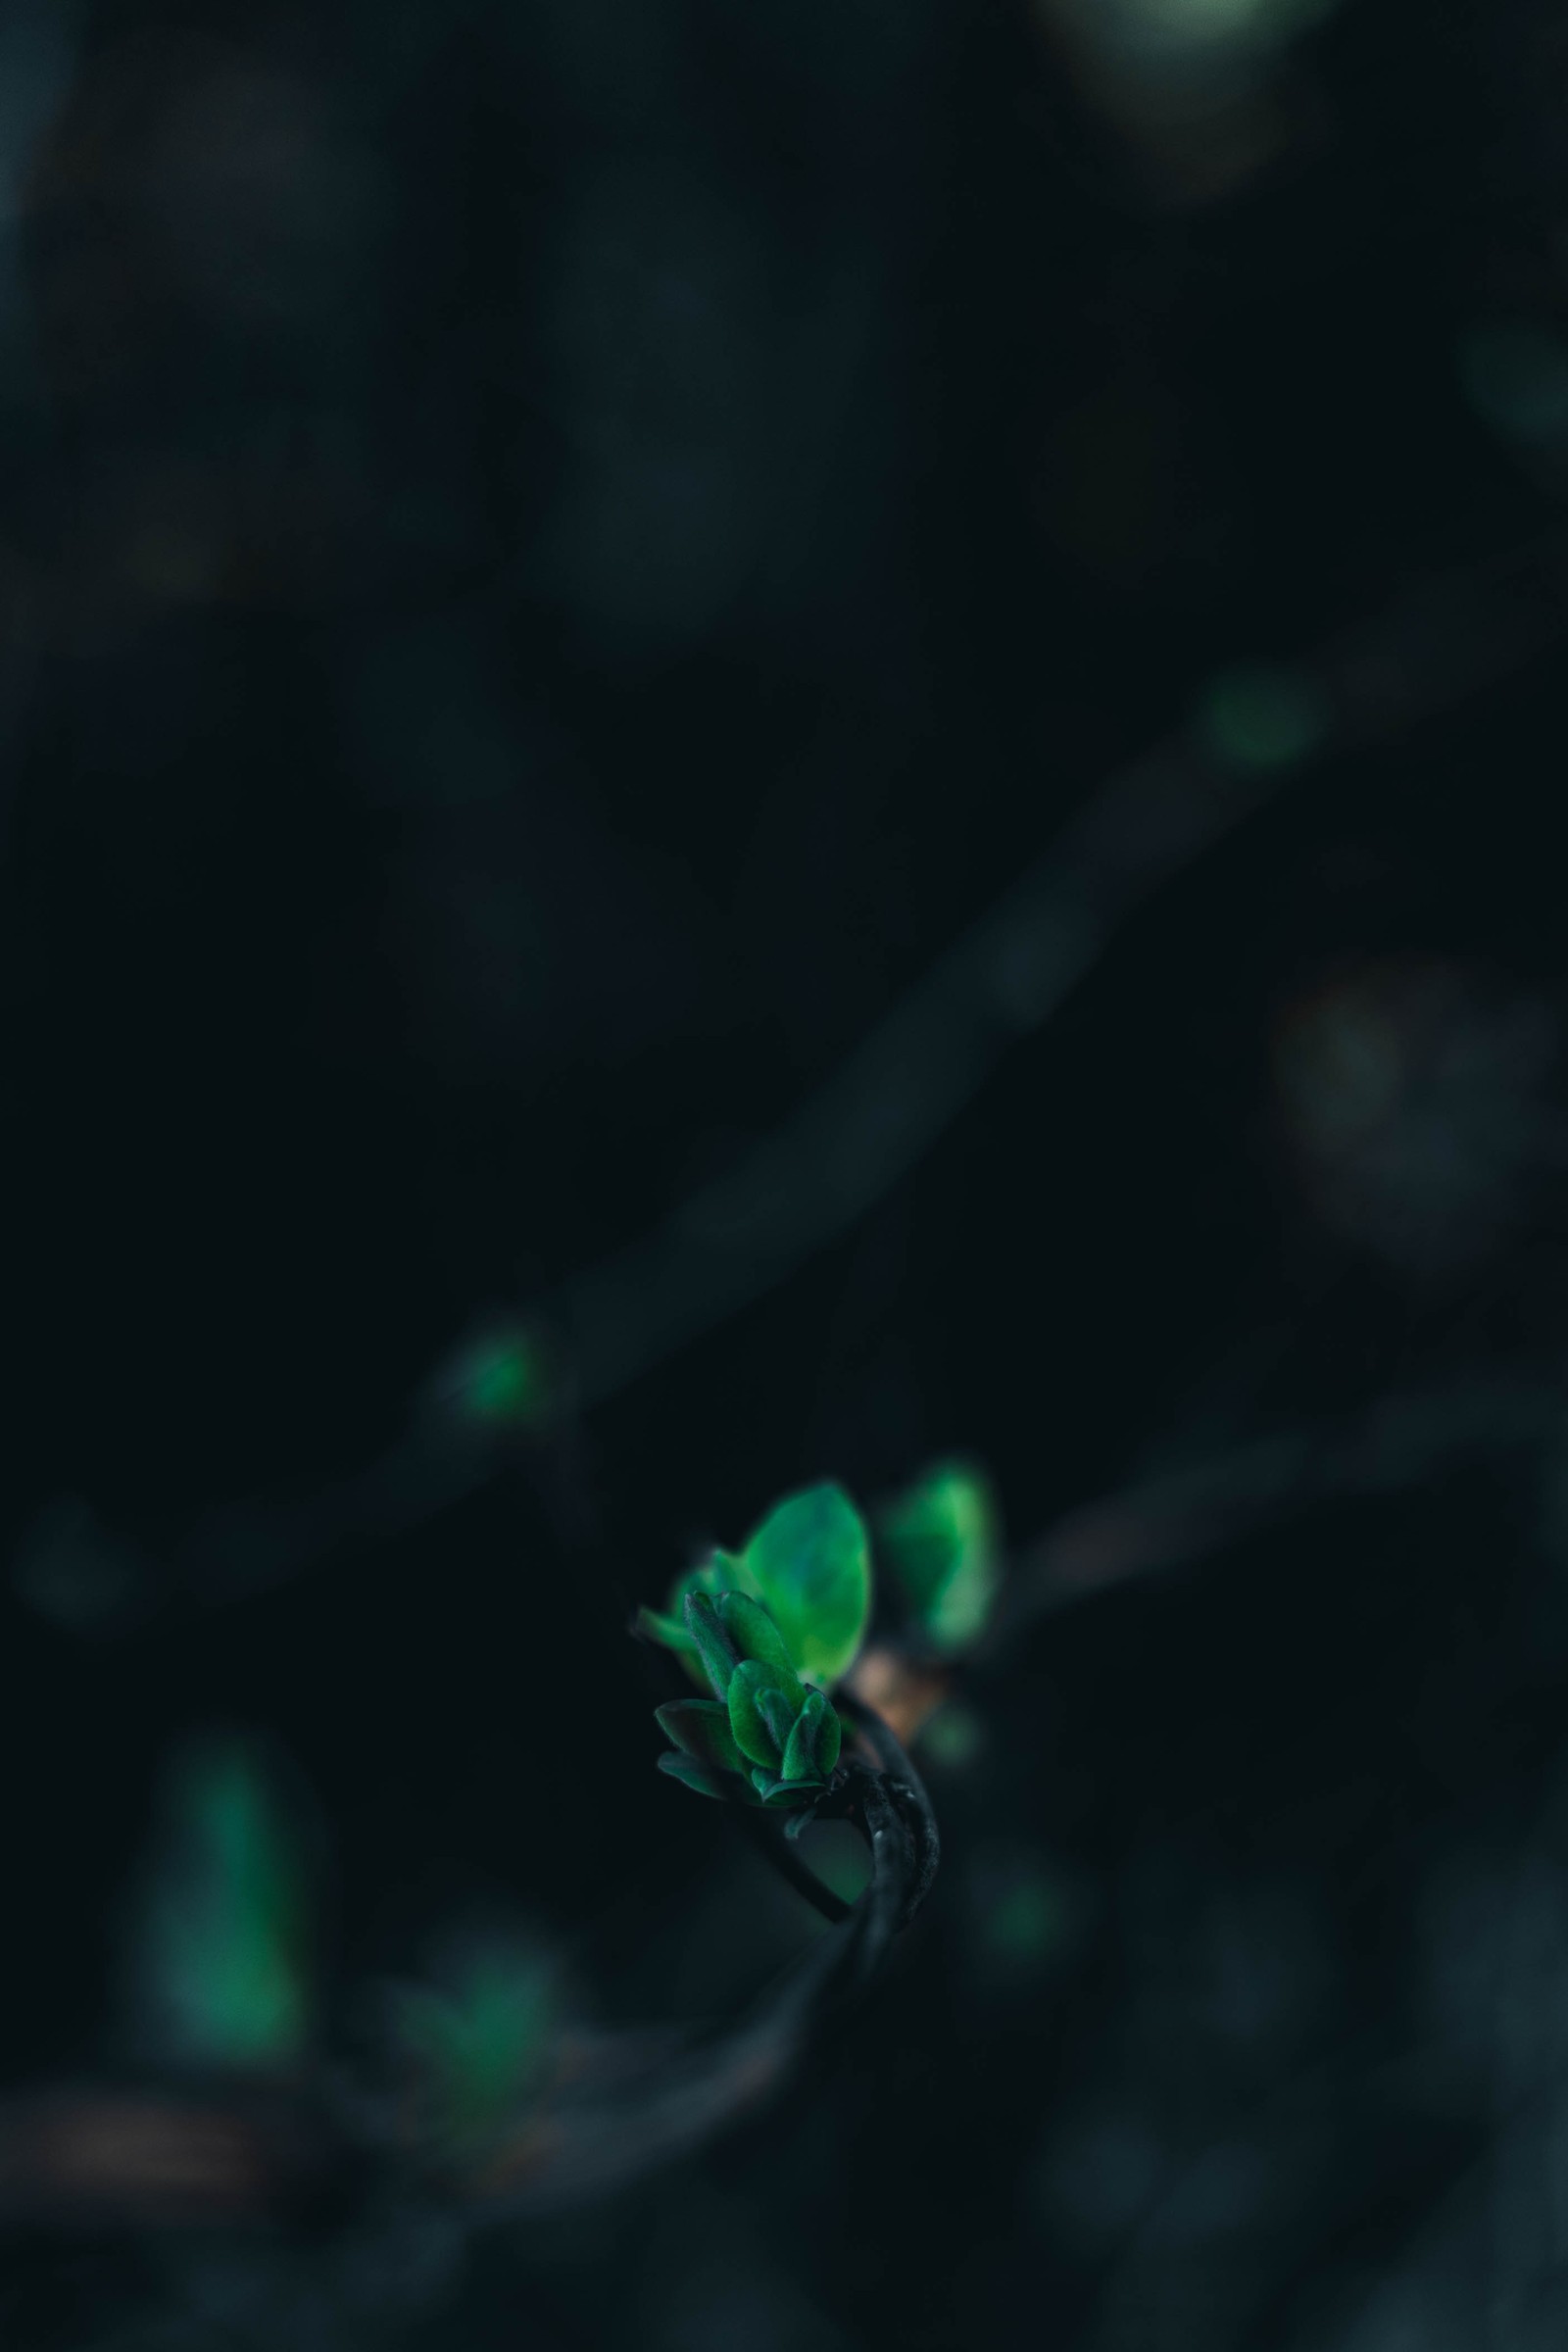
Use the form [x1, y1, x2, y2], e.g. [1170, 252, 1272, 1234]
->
[1200, 664, 1326, 770]
[1458, 320, 1568, 448]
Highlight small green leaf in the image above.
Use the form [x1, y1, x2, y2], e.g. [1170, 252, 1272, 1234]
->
[656, 1699, 744, 1775]
[759, 1686, 797, 1755]
[781, 1692, 823, 1785]
[658, 1752, 728, 1799]
[758, 1779, 822, 1810]
[743, 1484, 871, 1687]
[878, 1460, 1002, 1654]
[640, 1551, 761, 1688]
[637, 1604, 697, 1655]
[715, 1592, 803, 1703]
[683, 1591, 740, 1699]
[456, 1329, 550, 1429]
[727, 1660, 788, 1769]
[747, 1762, 823, 1810]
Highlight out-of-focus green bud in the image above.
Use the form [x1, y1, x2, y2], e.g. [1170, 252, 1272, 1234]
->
[133, 1736, 313, 2073]
[392, 1935, 555, 2152]
[636, 1603, 692, 1652]
[638, 1550, 760, 1684]
[429, 1322, 554, 1435]
[878, 1459, 1002, 1654]
[783, 1689, 840, 1783]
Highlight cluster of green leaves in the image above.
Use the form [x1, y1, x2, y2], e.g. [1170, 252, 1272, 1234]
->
[639, 1483, 871, 1688]
[644, 1468, 1003, 1809]
[656, 1589, 846, 1833]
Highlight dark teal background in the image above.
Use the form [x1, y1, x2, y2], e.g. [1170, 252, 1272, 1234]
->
[5, 1, 1568, 2345]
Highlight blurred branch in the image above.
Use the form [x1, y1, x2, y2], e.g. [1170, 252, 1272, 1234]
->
[722, 1790, 854, 1927]
[22, 537, 1568, 1619]
[550, 540, 1568, 1412]
[0, 1711, 935, 2229]
[987, 1368, 1567, 1645]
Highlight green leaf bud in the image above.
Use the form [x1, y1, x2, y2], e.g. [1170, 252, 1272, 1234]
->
[878, 1460, 1001, 1654]
[728, 1660, 788, 1769]
[683, 1590, 741, 1700]
[781, 1689, 839, 1786]
[758, 1779, 824, 1810]
[637, 1604, 697, 1655]
[715, 1592, 804, 1704]
[759, 1685, 797, 1756]
[656, 1699, 744, 1776]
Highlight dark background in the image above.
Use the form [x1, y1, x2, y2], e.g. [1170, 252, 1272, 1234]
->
[7, 0, 1568, 2344]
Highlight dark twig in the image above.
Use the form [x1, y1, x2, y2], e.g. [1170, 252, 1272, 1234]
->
[33, 540, 1568, 1622]
[0, 1706, 935, 2229]
[986, 1368, 1568, 1648]
[838, 1690, 942, 1930]
[722, 1787, 854, 1926]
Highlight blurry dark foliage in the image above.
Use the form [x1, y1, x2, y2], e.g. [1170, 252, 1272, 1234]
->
[6, 0, 1568, 2345]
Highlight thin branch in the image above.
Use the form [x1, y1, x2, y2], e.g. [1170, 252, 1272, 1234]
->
[0, 1709, 936, 2229]
[722, 1787, 853, 1926]
[985, 1367, 1568, 1648]
[34, 539, 1568, 1618]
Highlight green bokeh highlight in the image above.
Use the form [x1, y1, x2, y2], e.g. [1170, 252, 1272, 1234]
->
[1459, 321, 1568, 448]
[1058, 0, 1341, 70]
[918, 1701, 986, 1770]
[975, 1854, 1084, 1977]
[878, 1460, 1002, 1654]
[393, 1940, 555, 2152]
[1200, 665, 1326, 772]
[454, 1327, 551, 1429]
[140, 1738, 311, 2070]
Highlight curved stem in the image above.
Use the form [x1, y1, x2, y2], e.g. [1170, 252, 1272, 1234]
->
[837, 1691, 941, 1931]
[722, 1790, 852, 1926]
[9, 1722, 936, 2228]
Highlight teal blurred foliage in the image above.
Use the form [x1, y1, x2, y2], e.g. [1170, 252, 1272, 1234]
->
[131, 1736, 312, 2072]
[877, 1460, 1003, 1654]
[1459, 320, 1568, 450]
[388, 1932, 556, 2158]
